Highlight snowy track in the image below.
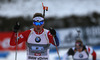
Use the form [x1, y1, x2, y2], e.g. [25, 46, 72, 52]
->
[0, 49, 100, 60]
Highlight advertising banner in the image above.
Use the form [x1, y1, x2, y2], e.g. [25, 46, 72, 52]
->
[0, 32, 26, 51]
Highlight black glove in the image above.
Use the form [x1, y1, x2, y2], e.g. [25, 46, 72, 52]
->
[13, 21, 20, 33]
[49, 27, 56, 36]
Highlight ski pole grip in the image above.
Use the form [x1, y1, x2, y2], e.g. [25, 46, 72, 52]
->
[13, 21, 20, 33]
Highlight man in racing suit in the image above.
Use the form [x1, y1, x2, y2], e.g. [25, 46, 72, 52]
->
[63, 40, 96, 60]
[10, 13, 59, 60]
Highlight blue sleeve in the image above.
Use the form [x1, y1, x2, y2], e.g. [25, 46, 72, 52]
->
[54, 35, 59, 46]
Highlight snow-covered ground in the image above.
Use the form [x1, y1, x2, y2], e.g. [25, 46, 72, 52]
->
[0, 48, 100, 60]
[0, 0, 100, 18]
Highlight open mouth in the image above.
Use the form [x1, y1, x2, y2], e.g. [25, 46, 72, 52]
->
[37, 28, 40, 30]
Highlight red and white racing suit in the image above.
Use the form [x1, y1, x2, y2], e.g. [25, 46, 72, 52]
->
[63, 45, 96, 60]
[10, 28, 59, 60]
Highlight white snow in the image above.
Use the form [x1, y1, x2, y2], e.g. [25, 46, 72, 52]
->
[0, 49, 100, 60]
[0, 0, 100, 18]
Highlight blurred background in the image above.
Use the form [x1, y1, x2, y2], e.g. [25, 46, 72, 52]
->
[0, 0, 100, 60]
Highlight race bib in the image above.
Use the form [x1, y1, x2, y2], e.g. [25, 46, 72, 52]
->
[27, 43, 50, 56]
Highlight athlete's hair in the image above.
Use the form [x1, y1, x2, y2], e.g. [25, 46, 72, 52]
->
[75, 40, 83, 44]
[33, 13, 44, 18]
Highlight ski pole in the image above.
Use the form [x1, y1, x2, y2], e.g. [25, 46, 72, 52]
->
[42, 3, 48, 17]
[53, 37, 61, 60]
[15, 21, 20, 60]
[15, 32, 18, 60]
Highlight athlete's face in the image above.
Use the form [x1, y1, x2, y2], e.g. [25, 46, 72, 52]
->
[75, 42, 83, 52]
[33, 21, 44, 32]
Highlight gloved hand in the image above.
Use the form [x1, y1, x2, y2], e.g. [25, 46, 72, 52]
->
[49, 27, 59, 46]
[13, 21, 20, 33]
[49, 27, 56, 36]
